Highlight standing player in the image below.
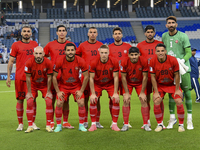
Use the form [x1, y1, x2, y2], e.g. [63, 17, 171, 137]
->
[120, 47, 150, 131]
[44, 25, 76, 129]
[109, 27, 132, 127]
[76, 27, 103, 129]
[6, 26, 38, 131]
[149, 43, 185, 132]
[24, 46, 53, 133]
[88, 44, 120, 132]
[137, 25, 164, 129]
[53, 43, 88, 132]
[162, 16, 193, 130]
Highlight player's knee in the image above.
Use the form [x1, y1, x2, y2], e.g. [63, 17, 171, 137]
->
[78, 99, 85, 107]
[56, 100, 64, 107]
[123, 101, 129, 107]
[140, 100, 148, 107]
[27, 98, 34, 107]
[153, 98, 162, 105]
[175, 98, 182, 105]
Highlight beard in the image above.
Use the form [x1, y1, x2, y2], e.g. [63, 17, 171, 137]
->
[147, 36, 154, 40]
[22, 35, 30, 40]
[115, 38, 121, 42]
[35, 57, 43, 63]
[66, 53, 75, 59]
[168, 26, 176, 32]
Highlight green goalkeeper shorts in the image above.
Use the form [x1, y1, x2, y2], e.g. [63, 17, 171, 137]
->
[180, 72, 191, 92]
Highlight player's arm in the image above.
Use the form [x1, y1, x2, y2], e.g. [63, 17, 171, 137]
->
[112, 71, 120, 103]
[182, 47, 192, 62]
[46, 74, 52, 99]
[139, 72, 148, 102]
[76, 70, 89, 99]
[121, 72, 131, 103]
[26, 73, 33, 99]
[89, 72, 97, 104]
[151, 73, 160, 100]
[174, 71, 183, 98]
[53, 71, 64, 101]
[6, 56, 15, 87]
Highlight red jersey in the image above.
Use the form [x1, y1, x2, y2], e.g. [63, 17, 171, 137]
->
[149, 55, 179, 86]
[44, 40, 77, 65]
[54, 55, 87, 88]
[89, 56, 119, 86]
[25, 57, 53, 87]
[76, 41, 103, 67]
[121, 56, 148, 87]
[109, 42, 131, 64]
[10, 40, 38, 81]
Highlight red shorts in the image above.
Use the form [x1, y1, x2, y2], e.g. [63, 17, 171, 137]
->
[146, 78, 152, 95]
[31, 84, 47, 99]
[81, 75, 90, 98]
[15, 79, 27, 100]
[155, 84, 182, 99]
[57, 85, 84, 102]
[93, 84, 116, 98]
[122, 84, 147, 96]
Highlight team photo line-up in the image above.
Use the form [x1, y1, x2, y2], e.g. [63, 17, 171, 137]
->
[6, 15, 195, 133]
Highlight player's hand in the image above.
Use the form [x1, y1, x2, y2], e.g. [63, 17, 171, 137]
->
[57, 91, 65, 101]
[139, 92, 147, 102]
[90, 94, 98, 104]
[174, 90, 183, 99]
[112, 93, 120, 103]
[6, 78, 11, 87]
[153, 92, 161, 101]
[180, 59, 185, 64]
[45, 91, 53, 99]
[26, 92, 33, 100]
[75, 90, 83, 100]
[123, 93, 131, 104]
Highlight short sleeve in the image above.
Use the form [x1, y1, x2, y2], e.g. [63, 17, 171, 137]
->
[173, 57, 179, 72]
[53, 59, 61, 73]
[44, 43, 50, 57]
[25, 60, 32, 74]
[89, 60, 96, 73]
[76, 45, 82, 56]
[47, 60, 53, 75]
[140, 57, 148, 72]
[113, 59, 119, 72]
[79, 58, 88, 72]
[10, 43, 18, 57]
[120, 59, 127, 73]
[149, 58, 155, 74]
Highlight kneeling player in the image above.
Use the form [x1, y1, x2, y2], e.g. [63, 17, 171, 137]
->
[149, 43, 185, 132]
[25, 46, 53, 133]
[121, 47, 150, 131]
[53, 43, 88, 132]
[88, 44, 120, 132]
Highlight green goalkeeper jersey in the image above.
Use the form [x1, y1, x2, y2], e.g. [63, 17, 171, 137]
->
[162, 31, 191, 72]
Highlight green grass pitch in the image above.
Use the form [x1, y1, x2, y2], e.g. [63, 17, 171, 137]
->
[0, 80, 199, 150]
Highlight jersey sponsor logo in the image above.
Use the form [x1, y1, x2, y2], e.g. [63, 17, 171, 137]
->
[175, 40, 178, 43]
[130, 77, 139, 82]
[168, 50, 176, 57]
[100, 77, 109, 83]
[161, 78, 171, 83]
[66, 77, 76, 83]
[36, 77, 44, 83]
[25, 66, 28, 71]
[124, 50, 127, 54]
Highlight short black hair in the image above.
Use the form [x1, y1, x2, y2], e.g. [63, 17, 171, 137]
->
[129, 47, 139, 54]
[22, 26, 32, 31]
[56, 25, 67, 32]
[166, 16, 177, 22]
[155, 43, 166, 49]
[145, 25, 155, 32]
[113, 27, 123, 34]
[64, 43, 76, 50]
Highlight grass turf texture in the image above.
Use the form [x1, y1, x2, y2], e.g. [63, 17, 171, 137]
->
[0, 80, 199, 150]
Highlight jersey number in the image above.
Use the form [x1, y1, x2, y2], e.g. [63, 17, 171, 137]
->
[38, 70, 42, 75]
[103, 70, 108, 75]
[69, 69, 72, 74]
[170, 41, 173, 48]
[26, 49, 33, 55]
[161, 70, 168, 75]
[91, 50, 97, 56]
[18, 92, 25, 98]
[148, 49, 153, 55]
[59, 49, 65, 55]
[133, 69, 136, 75]
[118, 52, 122, 57]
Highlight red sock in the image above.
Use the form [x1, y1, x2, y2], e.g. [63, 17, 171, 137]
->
[32, 101, 36, 123]
[90, 103, 97, 123]
[141, 106, 149, 124]
[154, 104, 162, 124]
[26, 98, 34, 126]
[177, 104, 185, 124]
[63, 110, 69, 123]
[78, 106, 85, 124]
[112, 103, 120, 123]
[122, 106, 130, 125]
[84, 110, 88, 123]
[16, 102, 24, 124]
[160, 101, 164, 121]
[55, 106, 62, 125]
[45, 98, 53, 126]
[51, 100, 55, 123]
[109, 98, 113, 119]
[147, 102, 151, 120]
[96, 110, 100, 122]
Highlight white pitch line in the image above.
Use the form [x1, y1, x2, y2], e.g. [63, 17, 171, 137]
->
[0, 90, 15, 93]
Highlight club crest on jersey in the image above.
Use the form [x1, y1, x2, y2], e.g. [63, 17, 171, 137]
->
[169, 67, 172, 70]
[139, 67, 142, 71]
[53, 64, 56, 69]
[110, 67, 113, 71]
[175, 40, 178, 43]
[124, 50, 127, 54]
[75, 67, 79, 70]
[43, 68, 46, 71]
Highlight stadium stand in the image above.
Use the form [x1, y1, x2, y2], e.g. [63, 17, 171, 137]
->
[142, 20, 200, 50]
[50, 21, 135, 46]
[179, 6, 200, 17]
[5, 9, 40, 19]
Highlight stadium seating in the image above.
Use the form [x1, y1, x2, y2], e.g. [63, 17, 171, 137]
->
[5, 9, 40, 19]
[91, 8, 129, 18]
[50, 21, 135, 46]
[142, 20, 200, 50]
[179, 6, 200, 17]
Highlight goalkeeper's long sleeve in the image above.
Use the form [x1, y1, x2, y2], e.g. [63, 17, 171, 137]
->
[183, 47, 192, 61]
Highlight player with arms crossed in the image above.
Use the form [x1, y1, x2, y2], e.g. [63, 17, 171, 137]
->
[162, 16, 193, 130]
[44, 25, 76, 129]
[53, 43, 88, 132]
[120, 47, 150, 131]
[149, 43, 185, 132]
[76, 27, 103, 129]
[137, 25, 165, 129]
[6, 26, 38, 131]
[88, 44, 120, 131]
[109, 27, 132, 127]
[25, 46, 53, 133]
